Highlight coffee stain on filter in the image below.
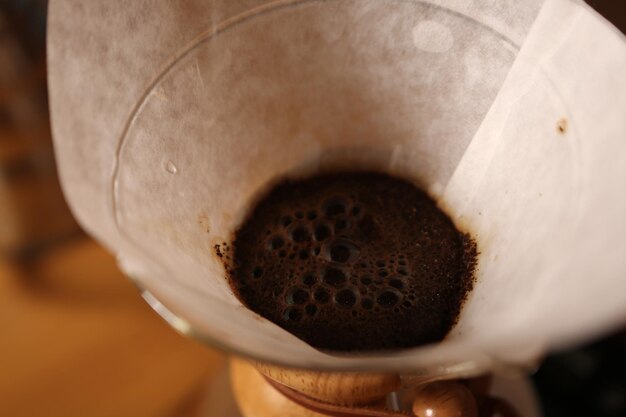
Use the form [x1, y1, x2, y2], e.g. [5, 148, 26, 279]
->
[198, 212, 210, 233]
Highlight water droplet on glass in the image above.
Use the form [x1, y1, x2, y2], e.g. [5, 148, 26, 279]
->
[165, 160, 178, 174]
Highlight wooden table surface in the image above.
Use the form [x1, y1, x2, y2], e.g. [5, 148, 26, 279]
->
[0, 237, 227, 417]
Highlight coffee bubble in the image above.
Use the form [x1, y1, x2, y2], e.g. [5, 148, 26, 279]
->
[284, 307, 303, 322]
[291, 226, 310, 242]
[334, 218, 350, 233]
[323, 238, 360, 264]
[286, 287, 309, 305]
[334, 287, 358, 308]
[268, 236, 284, 250]
[314, 223, 332, 241]
[301, 272, 317, 287]
[323, 267, 347, 287]
[389, 276, 406, 290]
[305, 304, 318, 316]
[252, 266, 263, 279]
[324, 197, 347, 217]
[314, 288, 330, 304]
[377, 289, 401, 308]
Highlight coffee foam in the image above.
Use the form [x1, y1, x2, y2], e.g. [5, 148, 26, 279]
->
[226, 172, 476, 351]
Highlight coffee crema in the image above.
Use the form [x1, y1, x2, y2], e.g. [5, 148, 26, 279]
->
[223, 172, 476, 351]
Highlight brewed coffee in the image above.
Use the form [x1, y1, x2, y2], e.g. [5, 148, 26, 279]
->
[225, 172, 476, 351]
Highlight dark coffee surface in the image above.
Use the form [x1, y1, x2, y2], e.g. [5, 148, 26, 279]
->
[226, 172, 476, 351]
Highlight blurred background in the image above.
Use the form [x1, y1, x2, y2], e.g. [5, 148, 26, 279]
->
[0, 1, 228, 416]
[0, 1, 623, 416]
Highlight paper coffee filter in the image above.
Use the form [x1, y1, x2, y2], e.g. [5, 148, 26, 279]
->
[48, 0, 626, 374]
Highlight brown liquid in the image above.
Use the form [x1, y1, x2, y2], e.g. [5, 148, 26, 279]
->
[224, 172, 476, 351]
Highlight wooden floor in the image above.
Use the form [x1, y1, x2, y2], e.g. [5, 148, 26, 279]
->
[0, 237, 228, 417]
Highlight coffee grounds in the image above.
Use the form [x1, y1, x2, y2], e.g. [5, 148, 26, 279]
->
[224, 172, 476, 352]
